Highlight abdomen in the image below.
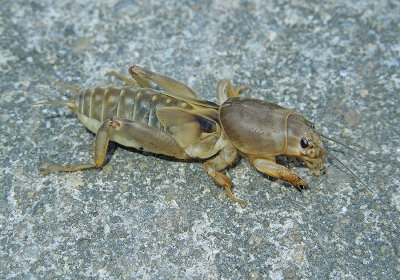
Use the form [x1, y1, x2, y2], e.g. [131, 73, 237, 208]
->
[74, 86, 186, 134]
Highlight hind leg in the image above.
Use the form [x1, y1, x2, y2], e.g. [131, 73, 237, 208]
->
[40, 118, 117, 175]
[129, 66, 198, 98]
[105, 70, 147, 87]
[41, 117, 188, 175]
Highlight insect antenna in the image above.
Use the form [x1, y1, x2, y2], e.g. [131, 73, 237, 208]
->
[319, 134, 369, 156]
[321, 147, 373, 193]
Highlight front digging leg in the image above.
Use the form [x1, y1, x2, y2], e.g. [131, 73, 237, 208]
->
[246, 154, 308, 190]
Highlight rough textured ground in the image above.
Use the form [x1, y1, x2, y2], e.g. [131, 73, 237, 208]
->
[1, 0, 399, 279]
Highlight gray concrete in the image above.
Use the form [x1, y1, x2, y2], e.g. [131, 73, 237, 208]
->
[1, 0, 399, 279]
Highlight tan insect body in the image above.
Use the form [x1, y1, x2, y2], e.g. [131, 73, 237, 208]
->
[37, 66, 370, 205]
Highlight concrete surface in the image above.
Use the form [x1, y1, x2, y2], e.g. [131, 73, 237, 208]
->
[1, 0, 399, 279]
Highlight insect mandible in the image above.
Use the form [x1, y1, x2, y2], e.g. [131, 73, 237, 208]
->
[37, 66, 371, 205]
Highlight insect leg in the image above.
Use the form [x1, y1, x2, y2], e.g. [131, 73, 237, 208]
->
[204, 145, 247, 205]
[129, 66, 198, 98]
[40, 118, 116, 175]
[216, 79, 250, 104]
[104, 71, 141, 87]
[41, 117, 189, 175]
[106, 118, 189, 159]
[246, 155, 308, 190]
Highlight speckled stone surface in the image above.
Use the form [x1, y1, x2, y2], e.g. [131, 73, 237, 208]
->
[1, 0, 399, 279]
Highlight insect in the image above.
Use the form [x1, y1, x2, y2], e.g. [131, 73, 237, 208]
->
[37, 66, 371, 205]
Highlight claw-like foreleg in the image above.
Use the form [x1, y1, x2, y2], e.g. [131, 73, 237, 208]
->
[246, 154, 308, 189]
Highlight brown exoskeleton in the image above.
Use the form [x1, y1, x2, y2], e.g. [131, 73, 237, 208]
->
[38, 66, 371, 205]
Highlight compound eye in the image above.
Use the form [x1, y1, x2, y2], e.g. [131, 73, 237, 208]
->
[300, 138, 309, 148]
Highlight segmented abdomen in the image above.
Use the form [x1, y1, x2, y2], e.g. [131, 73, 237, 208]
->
[76, 86, 187, 130]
